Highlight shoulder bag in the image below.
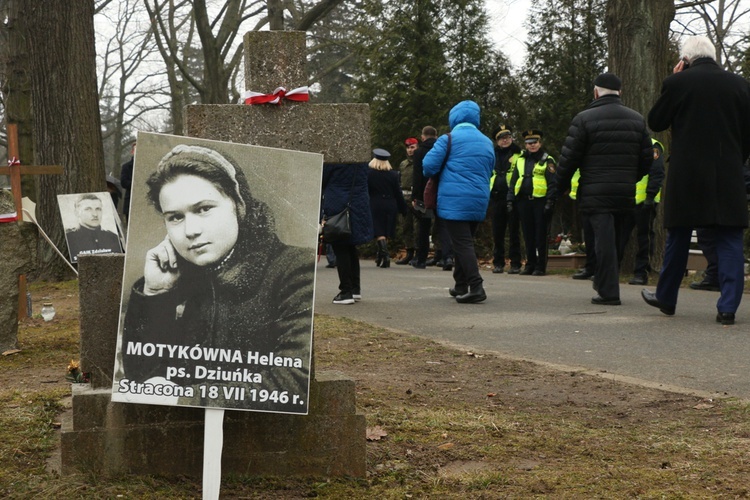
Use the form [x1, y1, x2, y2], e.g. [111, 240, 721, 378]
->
[423, 133, 451, 210]
[323, 167, 357, 243]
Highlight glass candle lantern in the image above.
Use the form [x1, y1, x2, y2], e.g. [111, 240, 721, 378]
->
[41, 302, 56, 322]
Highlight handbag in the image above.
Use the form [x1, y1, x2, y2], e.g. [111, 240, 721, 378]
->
[322, 167, 358, 243]
[423, 133, 451, 210]
[322, 206, 351, 243]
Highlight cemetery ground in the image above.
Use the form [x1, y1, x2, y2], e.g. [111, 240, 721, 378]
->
[1, 277, 750, 498]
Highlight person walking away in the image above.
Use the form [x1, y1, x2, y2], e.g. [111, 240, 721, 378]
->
[643, 35, 750, 325]
[507, 129, 557, 276]
[489, 124, 522, 274]
[322, 162, 373, 304]
[395, 138, 419, 265]
[423, 100, 494, 304]
[368, 148, 408, 268]
[557, 73, 652, 305]
[622, 138, 665, 285]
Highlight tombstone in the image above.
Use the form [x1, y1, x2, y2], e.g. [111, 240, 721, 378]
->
[0, 190, 37, 352]
[60, 30, 368, 479]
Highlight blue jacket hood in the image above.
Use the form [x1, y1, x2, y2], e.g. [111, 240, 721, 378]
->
[449, 100, 481, 130]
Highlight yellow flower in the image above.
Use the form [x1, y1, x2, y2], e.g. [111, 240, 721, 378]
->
[67, 360, 80, 373]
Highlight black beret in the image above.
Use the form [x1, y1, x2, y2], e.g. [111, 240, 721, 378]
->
[594, 73, 622, 91]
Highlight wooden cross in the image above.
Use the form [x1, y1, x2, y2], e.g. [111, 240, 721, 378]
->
[0, 123, 63, 317]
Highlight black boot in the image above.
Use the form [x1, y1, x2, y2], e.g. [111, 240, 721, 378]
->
[377, 240, 390, 268]
[425, 249, 442, 266]
[375, 241, 384, 266]
[396, 248, 414, 265]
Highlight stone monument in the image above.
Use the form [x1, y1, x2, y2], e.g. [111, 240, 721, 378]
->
[60, 30, 368, 479]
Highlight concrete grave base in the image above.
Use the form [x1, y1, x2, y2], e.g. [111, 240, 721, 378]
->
[60, 370, 366, 478]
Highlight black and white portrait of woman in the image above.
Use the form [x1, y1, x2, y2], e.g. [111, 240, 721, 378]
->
[111, 133, 323, 414]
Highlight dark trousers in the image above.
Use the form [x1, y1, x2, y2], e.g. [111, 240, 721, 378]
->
[416, 214, 452, 263]
[695, 228, 719, 284]
[517, 197, 549, 271]
[620, 204, 658, 276]
[589, 212, 627, 300]
[434, 215, 453, 259]
[657, 227, 744, 313]
[331, 243, 360, 294]
[581, 213, 596, 273]
[444, 219, 482, 289]
[491, 199, 521, 268]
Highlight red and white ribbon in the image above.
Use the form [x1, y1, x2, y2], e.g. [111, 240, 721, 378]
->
[0, 211, 18, 223]
[7, 157, 20, 166]
[240, 86, 310, 105]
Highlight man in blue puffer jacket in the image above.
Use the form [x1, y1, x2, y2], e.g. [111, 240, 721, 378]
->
[423, 100, 495, 303]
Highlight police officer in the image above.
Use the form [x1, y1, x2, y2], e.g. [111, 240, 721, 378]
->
[489, 124, 523, 274]
[624, 138, 665, 285]
[508, 129, 557, 276]
[569, 169, 597, 280]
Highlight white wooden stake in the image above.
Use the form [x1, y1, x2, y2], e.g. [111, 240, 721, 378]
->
[203, 408, 225, 500]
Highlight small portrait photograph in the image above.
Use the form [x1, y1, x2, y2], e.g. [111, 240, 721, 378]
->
[111, 132, 323, 414]
[57, 192, 124, 263]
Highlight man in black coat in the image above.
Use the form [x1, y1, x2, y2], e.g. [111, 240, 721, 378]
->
[644, 35, 750, 325]
[557, 73, 652, 306]
[411, 125, 452, 268]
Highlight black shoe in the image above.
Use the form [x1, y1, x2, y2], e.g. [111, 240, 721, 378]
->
[591, 294, 621, 306]
[352, 290, 362, 302]
[442, 257, 453, 271]
[412, 261, 426, 269]
[716, 312, 735, 325]
[425, 258, 438, 267]
[690, 280, 720, 292]
[572, 268, 594, 280]
[325, 263, 336, 268]
[332, 292, 355, 305]
[628, 275, 647, 285]
[641, 289, 675, 316]
[449, 286, 468, 297]
[395, 250, 414, 265]
[507, 266, 521, 275]
[532, 269, 546, 276]
[492, 266, 504, 274]
[519, 266, 534, 275]
[456, 284, 487, 304]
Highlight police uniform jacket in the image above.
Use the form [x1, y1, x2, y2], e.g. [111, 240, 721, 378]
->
[648, 57, 750, 228]
[557, 94, 652, 215]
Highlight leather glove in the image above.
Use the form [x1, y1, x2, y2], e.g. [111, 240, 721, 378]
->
[544, 200, 555, 214]
[506, 202, 513, 214]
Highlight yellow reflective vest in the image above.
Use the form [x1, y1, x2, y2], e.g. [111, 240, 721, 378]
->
[514, 154, 555, 198]
[635, 138, 664, 204]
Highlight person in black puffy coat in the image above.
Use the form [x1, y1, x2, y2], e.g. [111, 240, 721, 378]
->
[557, 72, 652, 306]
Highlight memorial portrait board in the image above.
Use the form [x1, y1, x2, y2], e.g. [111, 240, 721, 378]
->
[111, 132, 323, 414]
[58, 192, 124, 263]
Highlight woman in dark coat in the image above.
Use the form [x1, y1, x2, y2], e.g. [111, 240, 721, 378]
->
[322, 162, 373, 304]
[117, 144, 314, 413]
[368, 148, 407, 268]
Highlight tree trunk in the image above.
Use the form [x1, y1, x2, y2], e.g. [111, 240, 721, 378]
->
[26, 0, 106, 280]
[2, 0, 36, 201]
[606, 0, 675, 274]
